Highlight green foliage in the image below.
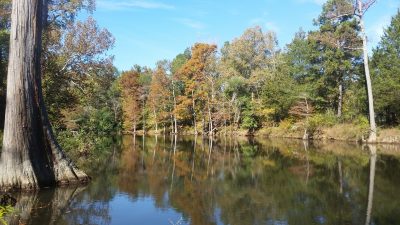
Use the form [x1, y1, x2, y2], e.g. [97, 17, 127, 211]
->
[371, 10, 400, 126]
[353, 115, 369, 130]
[78, 107, 119, 136]
[171, 48, 191, 75]
[279, 119, 294, 131]
[0, 205, 13, 225]
[262, 73, 297, 122]
[307, 110, 338, 132]
[241, 100, 258, 131]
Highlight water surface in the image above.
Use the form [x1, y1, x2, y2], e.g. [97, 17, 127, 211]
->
[5, 136, 400, 225]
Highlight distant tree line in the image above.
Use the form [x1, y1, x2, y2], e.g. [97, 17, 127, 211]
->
[119, 1, 400, 138]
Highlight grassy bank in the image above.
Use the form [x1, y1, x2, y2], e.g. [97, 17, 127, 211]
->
[129, 122, 400, 145]
[257, 124, 400, 144]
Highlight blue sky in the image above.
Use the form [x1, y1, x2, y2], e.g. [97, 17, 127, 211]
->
[82, 0, 400, 71]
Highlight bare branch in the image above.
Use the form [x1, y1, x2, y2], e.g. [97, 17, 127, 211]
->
[362, 0, 377, 14]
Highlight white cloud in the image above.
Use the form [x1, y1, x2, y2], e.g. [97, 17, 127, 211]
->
[250, 18, 280, 33]
[97, 0, 175, 10]
[296, 0, 326, 6]
[175, 18, 206, 30]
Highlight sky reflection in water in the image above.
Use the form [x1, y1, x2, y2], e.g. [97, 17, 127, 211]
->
[5, 136, 400, 225]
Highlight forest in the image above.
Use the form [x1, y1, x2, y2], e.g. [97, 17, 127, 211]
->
[0, 0, 400, 164]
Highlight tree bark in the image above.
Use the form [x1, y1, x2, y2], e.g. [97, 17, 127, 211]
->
[357, 0, 377, 142]
[0, 0, 88, 191]
[337, 81, 343, 118]
[171, 79, 178, 134]
[191, 90, 197, 135]
[207, 97, 213, 136]
[153, 109, 158, 134]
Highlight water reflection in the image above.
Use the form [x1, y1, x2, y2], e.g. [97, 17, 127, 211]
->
[4, 136, 400, 225]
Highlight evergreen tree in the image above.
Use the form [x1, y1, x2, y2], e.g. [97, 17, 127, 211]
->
[371, 10, 400, 126]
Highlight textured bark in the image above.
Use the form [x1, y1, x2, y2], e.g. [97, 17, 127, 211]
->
[337, 82, 343, 118]
[357, 0, 377, 142]
[0, 0, 88, 191]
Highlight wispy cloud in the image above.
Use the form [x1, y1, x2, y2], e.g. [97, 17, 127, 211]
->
[250, 18, 280, 33]
[296, 0, 326, 6]
[97, 0, 175, 10]
[175, 18, 206, 30]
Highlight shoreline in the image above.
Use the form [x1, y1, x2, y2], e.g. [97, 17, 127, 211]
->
[122, 126, 400, 146]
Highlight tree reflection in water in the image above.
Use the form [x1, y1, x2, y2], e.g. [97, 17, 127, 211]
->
[4, 136, 400, 225]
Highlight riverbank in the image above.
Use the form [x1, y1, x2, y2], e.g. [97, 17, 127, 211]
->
[124, 124, 400, 145]
[256, 124, 400, 144]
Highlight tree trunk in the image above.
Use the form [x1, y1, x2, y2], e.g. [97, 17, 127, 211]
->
[0, 0, 88, 191]
[207, 97, 213, 136]
[171, 79, 178, 134]
[192, 90, 197, 135]
[358, 0, 377, 142]
[337, 81, 343, 118]
[153, 109, 158, 134]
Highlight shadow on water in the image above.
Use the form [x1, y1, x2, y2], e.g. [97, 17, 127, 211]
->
[4, 136, 400, 225]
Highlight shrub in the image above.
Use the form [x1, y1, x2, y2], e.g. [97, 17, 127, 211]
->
[279, 118, 294, 131]
[307, 110, 338, 133]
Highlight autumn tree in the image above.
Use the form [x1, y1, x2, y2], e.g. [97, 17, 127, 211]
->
[170, 48, 191, 134]
[120, 68, 142, 133]
[176, 43, 217, 135]
[148, 63, 171, 133]
[0, 0, 88, 191]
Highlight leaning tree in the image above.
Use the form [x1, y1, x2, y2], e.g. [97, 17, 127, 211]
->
[320, 0, 378, 142]
[0, 0, 89, 191]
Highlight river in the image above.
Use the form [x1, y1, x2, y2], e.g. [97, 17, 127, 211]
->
[4, 136, 400, 225]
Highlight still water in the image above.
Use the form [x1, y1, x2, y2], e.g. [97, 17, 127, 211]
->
[4, 136, 400, 225]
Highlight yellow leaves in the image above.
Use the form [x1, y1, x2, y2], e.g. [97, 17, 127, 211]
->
[119, 70, 142, 130]
[257, 108, 275, 118]
[262, 159, 276, 167]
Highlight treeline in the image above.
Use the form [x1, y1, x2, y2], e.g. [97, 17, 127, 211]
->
[119, 2, 400, 138]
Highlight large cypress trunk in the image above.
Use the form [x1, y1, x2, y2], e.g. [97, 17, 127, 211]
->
[0, 0, 88, 191]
